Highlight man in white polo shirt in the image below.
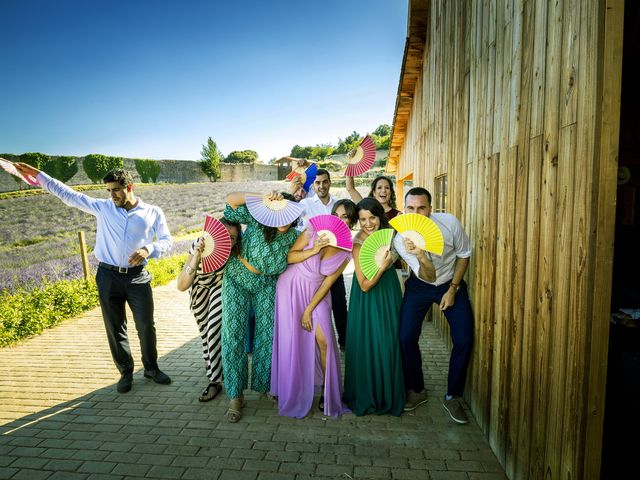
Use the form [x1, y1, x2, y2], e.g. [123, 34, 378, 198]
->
[393, 187, 474, 424]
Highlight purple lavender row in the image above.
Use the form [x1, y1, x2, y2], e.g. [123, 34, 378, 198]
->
[0, 238, 193, 294]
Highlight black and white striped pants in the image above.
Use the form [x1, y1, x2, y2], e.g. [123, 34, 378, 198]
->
[190, 272, 224, 383]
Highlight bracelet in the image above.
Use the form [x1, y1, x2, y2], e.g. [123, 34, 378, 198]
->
[450, 281, 460, 292]
[185, 265, 195, 275]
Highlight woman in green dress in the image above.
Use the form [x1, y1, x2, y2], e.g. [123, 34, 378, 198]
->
[343, 197, 405, 416]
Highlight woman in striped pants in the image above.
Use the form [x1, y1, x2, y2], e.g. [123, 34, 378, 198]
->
[177, 218, 241, 402]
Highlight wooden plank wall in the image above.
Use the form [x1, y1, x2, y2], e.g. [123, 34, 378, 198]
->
[395, 0, 623, 477]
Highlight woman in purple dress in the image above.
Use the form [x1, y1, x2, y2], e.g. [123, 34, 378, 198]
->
[271, 200, 358, 418]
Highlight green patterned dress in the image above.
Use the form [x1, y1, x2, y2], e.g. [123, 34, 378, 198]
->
[221, 204, 300, 399]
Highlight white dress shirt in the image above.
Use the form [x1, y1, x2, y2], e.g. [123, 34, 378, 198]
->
[37, 172, 172, 268]
[298, 194, 337, 231]
[394, 212, 471, 286]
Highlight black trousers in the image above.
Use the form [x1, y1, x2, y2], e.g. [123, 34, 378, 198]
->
[330, 274, 348, 348]
[96, 266, 159, 374]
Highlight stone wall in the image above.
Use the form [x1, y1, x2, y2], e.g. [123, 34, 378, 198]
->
[0, 157, 277, 192]
[220, 163, 277, 182]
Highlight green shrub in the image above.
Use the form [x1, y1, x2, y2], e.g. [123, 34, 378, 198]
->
[0, 254, 187, 347]
[134, 159, 162, 183]
[14, 152, 50, 188]
[147, 254, 187, 287]
[83, 154, 124, 183]
[0, 279, 99, 346]
[42, 156, 78, 183]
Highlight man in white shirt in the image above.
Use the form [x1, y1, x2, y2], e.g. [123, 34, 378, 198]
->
[298, 168, 337, 229]
[393, 187, 474, 424]
[14, 163, 173, 394]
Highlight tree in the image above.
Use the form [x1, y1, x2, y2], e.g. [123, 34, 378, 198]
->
[371, 124, 391, 150]
[225, 150, 258, 164]
[200, 137, 222, 182]
[83, 154, 124, 183]
[335, 131, 362, 154]
[310, 144, 334, 160]
[290, 145, 313, 158]
[373, 124, 391, 137]
[134, 159, 162, 183]
[42, 156, 78, 183]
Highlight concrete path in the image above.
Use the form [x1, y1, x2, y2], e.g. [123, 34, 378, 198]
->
[0, 275, 506, 480]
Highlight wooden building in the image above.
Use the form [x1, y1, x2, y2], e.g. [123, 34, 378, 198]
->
[387, 0, 630, 477]
[273, 157, 301, 180]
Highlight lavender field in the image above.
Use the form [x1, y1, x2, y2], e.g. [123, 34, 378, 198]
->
[0, 181, 360, 292]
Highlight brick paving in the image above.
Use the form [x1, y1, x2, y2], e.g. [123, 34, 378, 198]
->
[0, 271, 506, 479]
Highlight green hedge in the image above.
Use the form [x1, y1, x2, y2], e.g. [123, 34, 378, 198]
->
[42, 156, 78, 183]
[134, 159, 162, 183]
[0, 254, 187, 347]
[83, 154, 124, 183]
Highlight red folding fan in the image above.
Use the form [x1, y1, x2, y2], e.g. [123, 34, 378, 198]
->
[308, 214, 353, 251]
[0, 158, 39, 186]
[201, 215, 232, 273]
[344, 135, 376, 177]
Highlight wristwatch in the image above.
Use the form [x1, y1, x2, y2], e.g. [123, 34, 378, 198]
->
[450, 281, 460, 292]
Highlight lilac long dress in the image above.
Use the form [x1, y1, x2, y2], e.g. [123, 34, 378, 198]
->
[271, 239, 351, 418]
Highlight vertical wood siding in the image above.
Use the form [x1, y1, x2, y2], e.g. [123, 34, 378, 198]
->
[393, 0, 623, 477]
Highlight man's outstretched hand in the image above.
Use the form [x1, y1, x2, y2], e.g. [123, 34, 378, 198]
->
[13, 162, 41, 177]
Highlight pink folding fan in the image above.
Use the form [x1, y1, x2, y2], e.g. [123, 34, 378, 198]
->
[245, 194, 304, 228]
[308, 214, 353, 251]
[344, 135, 376, 177]
[201, 215, 232, 273]
[0, 158, 39, 186]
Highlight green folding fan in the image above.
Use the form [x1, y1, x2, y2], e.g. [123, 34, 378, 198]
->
[359, 229, 395, 280]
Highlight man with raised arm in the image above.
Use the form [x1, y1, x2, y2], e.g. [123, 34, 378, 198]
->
[14, 163, 173, 394]
[393, 187, 474, 424]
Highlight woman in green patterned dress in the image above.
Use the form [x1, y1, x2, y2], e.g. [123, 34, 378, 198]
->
[221, 191, 301, 422]
[343, 197, 405, 416]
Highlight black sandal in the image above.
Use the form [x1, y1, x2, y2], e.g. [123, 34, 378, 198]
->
[198, 383, 222, 402]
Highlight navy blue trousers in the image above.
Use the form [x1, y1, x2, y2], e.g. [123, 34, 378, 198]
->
[399, 274, 474, 397]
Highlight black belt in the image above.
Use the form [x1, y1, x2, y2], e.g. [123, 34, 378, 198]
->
[99, 262, 144, 274]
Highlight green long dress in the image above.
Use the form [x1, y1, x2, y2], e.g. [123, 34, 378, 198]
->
[343, 264, 405, 416]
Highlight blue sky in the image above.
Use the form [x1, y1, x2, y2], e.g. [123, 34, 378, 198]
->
[0, 0, 407, 162]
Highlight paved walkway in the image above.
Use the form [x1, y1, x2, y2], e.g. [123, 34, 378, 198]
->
[0, 275, 506, 480]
